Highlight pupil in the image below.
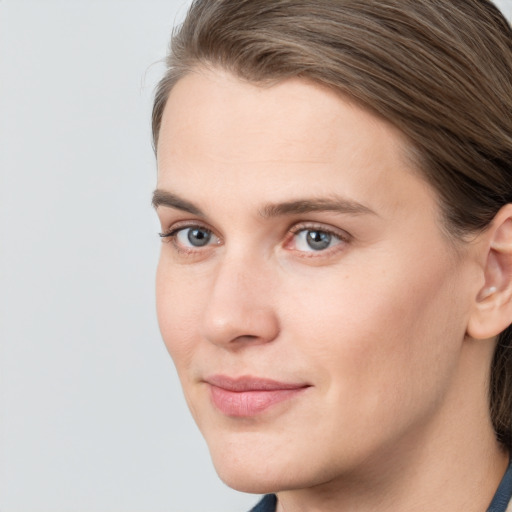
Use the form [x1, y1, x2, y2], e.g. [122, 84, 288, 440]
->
[188, 228, 211, 247]
[306, 230, 331, 250]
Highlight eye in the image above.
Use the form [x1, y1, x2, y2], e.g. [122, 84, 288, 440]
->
[287, 227, 345, 253]
[159, 225, 219, 249]
[177, 227, 213, 247]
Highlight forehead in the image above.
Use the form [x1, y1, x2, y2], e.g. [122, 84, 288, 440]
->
[156, 68, 436, 222]
[159, 68, 407, 164]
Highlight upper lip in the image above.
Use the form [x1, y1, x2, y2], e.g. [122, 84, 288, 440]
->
[204, 375, 310, 392]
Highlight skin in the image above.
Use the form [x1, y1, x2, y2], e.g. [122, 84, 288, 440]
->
[154, 68, 508, 512]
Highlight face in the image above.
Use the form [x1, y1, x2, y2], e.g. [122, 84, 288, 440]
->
[155, 69, 479, 493]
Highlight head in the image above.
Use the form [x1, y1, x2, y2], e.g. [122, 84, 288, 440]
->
[152, 0, 512, 494]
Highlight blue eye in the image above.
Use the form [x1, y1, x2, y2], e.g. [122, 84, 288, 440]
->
[175, 227, 215, 247]
[292, 228, 341, 252]
[159, 226, 218, 249]
[180, 227, 212, 247]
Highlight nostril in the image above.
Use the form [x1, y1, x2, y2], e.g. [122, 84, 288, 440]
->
[232, 334, 263, 344]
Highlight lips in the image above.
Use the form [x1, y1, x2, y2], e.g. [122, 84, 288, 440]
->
[205, 375, 310, 417]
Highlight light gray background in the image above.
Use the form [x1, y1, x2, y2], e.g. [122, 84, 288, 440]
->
[0, 1, 256, 511]
[1, 1, 511, 511]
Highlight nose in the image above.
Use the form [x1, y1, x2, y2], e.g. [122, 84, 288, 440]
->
[201, 254, 280, 348]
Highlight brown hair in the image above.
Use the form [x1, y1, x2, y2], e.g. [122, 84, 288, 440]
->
[152, 0, 512, 447]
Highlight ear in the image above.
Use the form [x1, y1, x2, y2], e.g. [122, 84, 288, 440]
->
[467, 204, 512, 340]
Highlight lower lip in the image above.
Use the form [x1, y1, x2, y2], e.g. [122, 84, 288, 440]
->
[209, 385, 307, 417]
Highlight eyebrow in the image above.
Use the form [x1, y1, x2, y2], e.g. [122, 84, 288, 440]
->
[260, 197, 376, 218]
[152, 189, 204, 216]
[152, 189, 376, 218]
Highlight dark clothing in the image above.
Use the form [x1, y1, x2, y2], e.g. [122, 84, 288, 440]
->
[249, 494, 276, 512]
[488, 458, 512, 512]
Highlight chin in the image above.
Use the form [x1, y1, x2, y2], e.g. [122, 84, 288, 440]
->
[217, 471, 280, 494]
[208, 438, 325, 495]
[206, 438, 292, 494]
[214, 461, 295, 494]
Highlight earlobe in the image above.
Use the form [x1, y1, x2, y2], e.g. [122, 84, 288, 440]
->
[467, 205, 512, 340]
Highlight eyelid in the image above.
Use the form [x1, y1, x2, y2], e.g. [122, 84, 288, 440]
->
[159, 219, 216, 238]
[287, 222, 351, 242]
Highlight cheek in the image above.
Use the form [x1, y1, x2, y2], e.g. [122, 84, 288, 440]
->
[155, 257, 205, 372]
[282, 251, 467, 416]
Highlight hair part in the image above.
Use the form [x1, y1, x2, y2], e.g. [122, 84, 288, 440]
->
[153, 0, 512, 448]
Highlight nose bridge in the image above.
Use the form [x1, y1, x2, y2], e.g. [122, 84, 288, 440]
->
[201, 249, 279, 347]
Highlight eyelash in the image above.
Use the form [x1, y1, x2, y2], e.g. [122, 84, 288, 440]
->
[159, 222, 218, 255]
[158, 222, 350, 256]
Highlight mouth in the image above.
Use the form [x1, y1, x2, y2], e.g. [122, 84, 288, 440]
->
[204, 375, 311, 417]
